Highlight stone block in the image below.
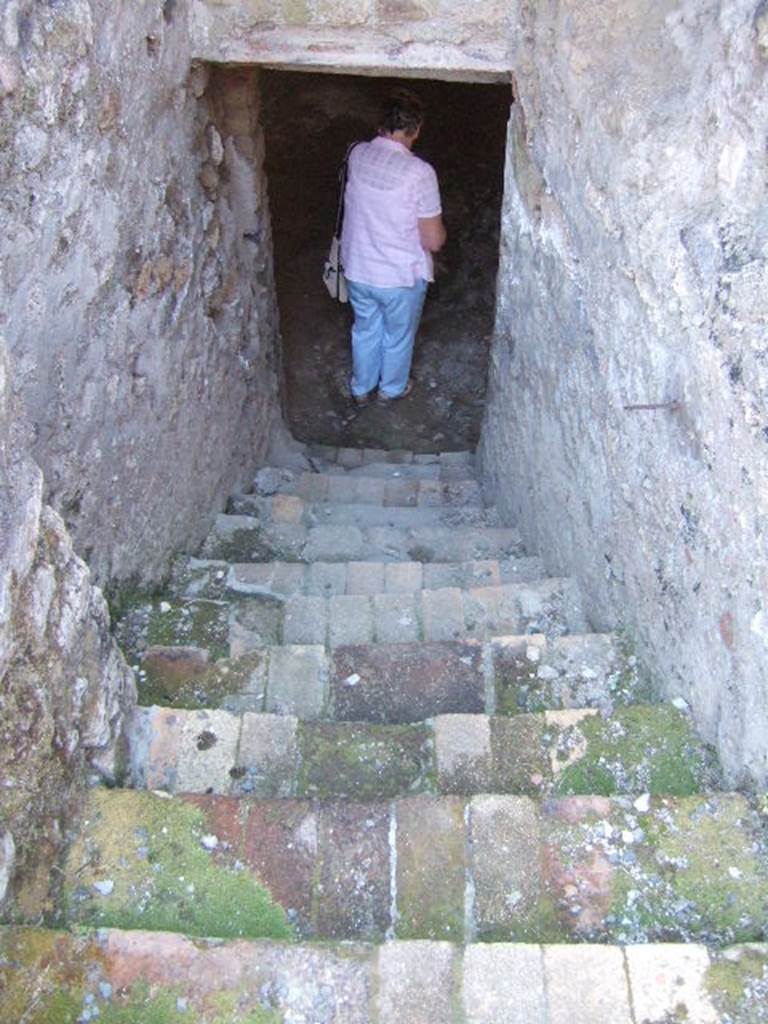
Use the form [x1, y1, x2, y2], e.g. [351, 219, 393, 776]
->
[625, 944, 718, 1024]
[266, 644, 327, 719]
[141, 645, 210, 693]
[491, 634, 549, 715]
[353, 476, 387, 504]
[395, 796, 466, 940]
[465, 584, 522, 637]
[434, 714, 492, 793]
[462, 945, 546, 1024]
[297, 721, 433, 800]
[490, 715, 549, 794]
[377, 941, 456, 1023]
[296, 472, 329, 501]
[229, 596, 283, 653]
[465, 559, 501, 587]
[363, 447, 388, 463]
[141, 707, 240, 795]
[347, 560, 385, 595]
[421, 587, 465, 641]
[241, 800, 319, 934]
[327, 474, 361, 503]
[304, 560, 347, 597]
[423, 562, 464, 589]
[234, 713, 298, 797]
[413, 452, 440, 464]
[228, 561, 305, 597]
[305, 524, 365, 561]
[470, 796, 543, 941]
[269, 493, 305, 524]
[543, 946, 632, 1024]
[331, 641, 485, 723]
[313, 803, 391, 940]
[336, 446, 365, 467]
[372, 593, 420, 643]
[329, 594, 374, 647]
[384, 560, 423, 593]
[283, 594, 327, 645]
[384, 478, 419, 506]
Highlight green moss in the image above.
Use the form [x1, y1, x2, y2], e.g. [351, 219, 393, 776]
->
[555, 705, 719, 797]
[140, 651, 266, 711]
[64, 791, 292, 941]
[297, 722, 434, 800]
[706, 948, 768, 1021]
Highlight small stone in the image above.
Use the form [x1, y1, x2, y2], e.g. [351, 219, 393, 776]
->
[93, 879, 114, 896]
[159, 601, 172, 613]
[728, 866, 742, 879]
[98, 983, 112, 1001]
[200, 834, 219, 850]
[621, 830, 635, 845]
[176, 997, 189, 1013]
[530, 772, 544, 786]
[526, 644, 541, 662]
[537, 665, 558, 680]
[344, 673, 361, 687]
[633, 793, 651, 813]
[671, 696, 690, 712]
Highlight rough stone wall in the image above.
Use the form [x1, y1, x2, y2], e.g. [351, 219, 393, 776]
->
[191, 0, 510, 81]
[0, 339, 136, 913]
[1, 0, 281, 586]
[481, 1, 768, 786]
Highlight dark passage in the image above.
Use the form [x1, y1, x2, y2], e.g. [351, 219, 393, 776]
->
[261, 71, 510, 452]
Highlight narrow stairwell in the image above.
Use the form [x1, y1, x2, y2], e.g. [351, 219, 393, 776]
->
[3, 446, 767, 1022]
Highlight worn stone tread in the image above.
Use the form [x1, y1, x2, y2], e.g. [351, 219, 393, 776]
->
[129, 703, 719, 800]
[60, 790, 768, 945]
[5, 927, 763, 1023]
[251, 467, 484, 507]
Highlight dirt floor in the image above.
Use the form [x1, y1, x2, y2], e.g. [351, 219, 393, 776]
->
[261, 71, 511, 453]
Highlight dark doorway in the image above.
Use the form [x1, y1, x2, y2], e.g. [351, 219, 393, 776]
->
[260, 70, 510, 452]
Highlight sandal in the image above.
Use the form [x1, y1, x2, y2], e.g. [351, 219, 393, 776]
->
[377, 378, 414, 403]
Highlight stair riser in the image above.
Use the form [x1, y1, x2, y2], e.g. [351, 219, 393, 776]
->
[252, 471, 484, 508]
[129, 706, 716, 802]
[64, 791, 768, 946]
[9, 927, 760, 1024]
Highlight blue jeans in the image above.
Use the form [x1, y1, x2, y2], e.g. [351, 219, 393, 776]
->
[347, 278, 428, 399]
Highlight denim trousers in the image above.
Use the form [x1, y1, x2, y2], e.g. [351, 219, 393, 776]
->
[347, 278, 428, 399]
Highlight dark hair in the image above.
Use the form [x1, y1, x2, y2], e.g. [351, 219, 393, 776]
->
[379, 88, 424, 137]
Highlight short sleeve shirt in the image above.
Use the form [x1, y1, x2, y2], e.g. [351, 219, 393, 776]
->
[340, 136, 442, 288]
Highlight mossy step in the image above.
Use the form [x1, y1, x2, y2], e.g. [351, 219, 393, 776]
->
[128, 704, 720, 801]
[251, 467, 484, 507]
[200, 515, 524, 564]
[6, 927, 764, 1024]
[115, 632, 647, 720]
[58, 789, 768, 946]
[124, 578, 585, 654]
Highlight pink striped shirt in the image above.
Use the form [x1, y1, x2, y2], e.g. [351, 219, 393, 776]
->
[340, 136, 442, 288]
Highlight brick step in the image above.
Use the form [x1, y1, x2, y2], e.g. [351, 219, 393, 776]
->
[201, 514, 524, 563]
[61, 789, 768, 945]
[6, 927, 764, 1023]
[252, 466, 484, 506]
[305, 444, 475, 474]
[218, 554, 545, 597]
[128, 704, 719, 800]
[227, 493, 498, 529]
[118, 633, 644, 720]
[144, 578, 583, 659]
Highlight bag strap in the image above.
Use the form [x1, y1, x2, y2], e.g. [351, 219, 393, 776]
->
[334, 141, 360, 237]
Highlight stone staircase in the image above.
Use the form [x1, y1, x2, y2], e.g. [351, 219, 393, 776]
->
[3, 446, 767, 1022]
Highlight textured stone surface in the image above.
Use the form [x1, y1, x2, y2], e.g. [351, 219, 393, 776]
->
[2, 8, 281, 587]
[377, 941, 457, 1023]
[626, 944, 719, 1024]
[479, 0, 768, 786]
[544, 945, 632, 1024]
[0, 348, 134, 911]
[462, 944, 546, 1024]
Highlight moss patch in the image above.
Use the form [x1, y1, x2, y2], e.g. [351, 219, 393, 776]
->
[297, 722, 434, 800]
[113, 596, 230, 667]
[63, 791, 292, 940]
[706, 947, 768, 1022]
[554, 705, 719, 797]
[140, 651, 266, 710]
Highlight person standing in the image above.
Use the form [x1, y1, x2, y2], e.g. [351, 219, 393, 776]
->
[340, 89, 446, 406]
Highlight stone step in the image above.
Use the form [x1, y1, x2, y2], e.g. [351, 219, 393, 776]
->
[224, 578, 585, 652]
[306, 443, 475, 472]
[128, 704, 719, 801]
[61, 789, 768, 945]
[227, 493, 498, 529]
[119, 632, 645, 719]
[6, 927, 764, 1024]
[253, 466, 484, 507]
[201, 514, 525, 564]
[170, 554, 546, 602]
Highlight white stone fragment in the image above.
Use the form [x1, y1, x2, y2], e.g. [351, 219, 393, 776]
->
[344, 673, 360, 686]
[93, 879, 114, 896]
[200, 834, 219, 851]
[159, 601, 172, 614]
[671, 697, 690, 712]
[633, 793, 651, 813]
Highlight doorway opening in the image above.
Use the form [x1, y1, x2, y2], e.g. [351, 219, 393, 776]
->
[260, 70, 511, 452]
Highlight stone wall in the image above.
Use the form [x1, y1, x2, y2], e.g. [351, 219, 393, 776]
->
[190, 0, 510, 81]
[1, 0, 282, 587]
[481, 0, 768, 786]
[0, 339, 136, 913]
